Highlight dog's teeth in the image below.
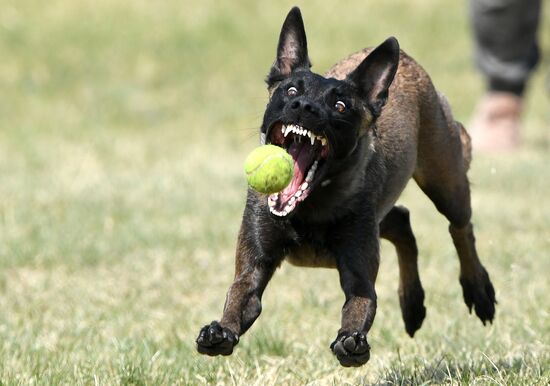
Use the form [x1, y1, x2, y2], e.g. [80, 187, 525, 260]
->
[268, 194, 277, 208]
[300, 182, 309, 190]
[289, 196, 296, 205]
[295, 190, 302, 198]
[321, 138, 327, 146]
[284, 126, 292, 137]
[305, 161, 317, 182]
[309, 134, 315, 146]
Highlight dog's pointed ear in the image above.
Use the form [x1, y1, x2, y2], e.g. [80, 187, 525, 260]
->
[267, 7, 311, 85]
[347, 37, 400, 117]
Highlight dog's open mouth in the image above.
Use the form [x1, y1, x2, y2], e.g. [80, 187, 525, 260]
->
[266, 122, 330, 217]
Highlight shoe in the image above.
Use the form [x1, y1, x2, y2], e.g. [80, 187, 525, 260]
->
[469, 92, 522, 152]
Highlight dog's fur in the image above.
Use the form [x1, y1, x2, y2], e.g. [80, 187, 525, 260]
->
[196, 7, 496, 367]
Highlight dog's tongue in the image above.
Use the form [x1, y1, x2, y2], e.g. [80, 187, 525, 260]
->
[279, 141, 315, 204]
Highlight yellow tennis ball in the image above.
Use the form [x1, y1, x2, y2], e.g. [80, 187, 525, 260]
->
[244, 145, 293, 194]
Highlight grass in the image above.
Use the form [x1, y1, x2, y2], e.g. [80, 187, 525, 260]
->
[0, 0, 549, 384]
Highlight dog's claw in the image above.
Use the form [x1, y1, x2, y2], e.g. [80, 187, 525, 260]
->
[459, 268, 496, 325]
[399, 279, 427, 337]
[330, 331, 371, 367]
[196, 321, 239, 356]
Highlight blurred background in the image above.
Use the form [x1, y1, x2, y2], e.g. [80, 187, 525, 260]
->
[0, 0, 548, 384]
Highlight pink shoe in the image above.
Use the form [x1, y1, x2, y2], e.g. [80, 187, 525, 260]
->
[469, 92, 522, 153]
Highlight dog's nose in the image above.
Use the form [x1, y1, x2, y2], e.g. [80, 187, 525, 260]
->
[290, 100, 300, 109]
[290, 99, 319, 116]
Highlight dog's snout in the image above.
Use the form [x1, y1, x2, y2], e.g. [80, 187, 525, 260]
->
[289, 98, 319, 117]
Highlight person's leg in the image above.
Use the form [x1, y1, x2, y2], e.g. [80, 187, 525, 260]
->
[469, 0, 542, 152]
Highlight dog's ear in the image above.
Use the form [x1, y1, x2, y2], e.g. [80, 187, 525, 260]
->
[347, 37, 400, 117]
[267, 7, 311, 85]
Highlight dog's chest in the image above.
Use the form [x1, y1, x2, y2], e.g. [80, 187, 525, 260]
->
[285, 223, 337, 268]
[286, 244, 336, 268]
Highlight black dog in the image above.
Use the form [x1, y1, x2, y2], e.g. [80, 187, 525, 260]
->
[196, 7, 496, 367]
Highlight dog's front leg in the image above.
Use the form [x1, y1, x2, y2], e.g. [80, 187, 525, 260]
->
[329, 222, 380, 367]
[196, 214, 283, 356]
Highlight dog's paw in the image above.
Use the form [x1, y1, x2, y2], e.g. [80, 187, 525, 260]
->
[459, 268, 496, 325]
[399, 280, 427, 337]
[330, 331, 370, 367]
[196, 321, 239, 356]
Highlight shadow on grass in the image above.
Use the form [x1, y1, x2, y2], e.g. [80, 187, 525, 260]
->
[372, 353, 547, 385]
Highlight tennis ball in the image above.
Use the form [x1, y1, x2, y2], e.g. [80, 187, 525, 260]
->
[244, 145, 293, 194]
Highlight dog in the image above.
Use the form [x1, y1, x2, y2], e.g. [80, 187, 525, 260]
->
[196, 7, 496, 367]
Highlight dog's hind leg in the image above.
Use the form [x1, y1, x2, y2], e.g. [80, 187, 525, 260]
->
[413, 92, 496, 325]
[380, 206, 426, 337]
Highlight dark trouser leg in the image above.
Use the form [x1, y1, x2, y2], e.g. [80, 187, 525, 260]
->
[470, 0, 542, 95]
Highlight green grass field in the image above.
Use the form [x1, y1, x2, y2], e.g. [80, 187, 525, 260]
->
[0, 0, 549, 384]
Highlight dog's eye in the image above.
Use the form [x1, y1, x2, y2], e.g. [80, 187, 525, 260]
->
[287, 86, 298, 97]
[335, 100, 346, 113]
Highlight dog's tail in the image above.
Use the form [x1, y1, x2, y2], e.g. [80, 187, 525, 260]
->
[437, 91, 472, 171]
